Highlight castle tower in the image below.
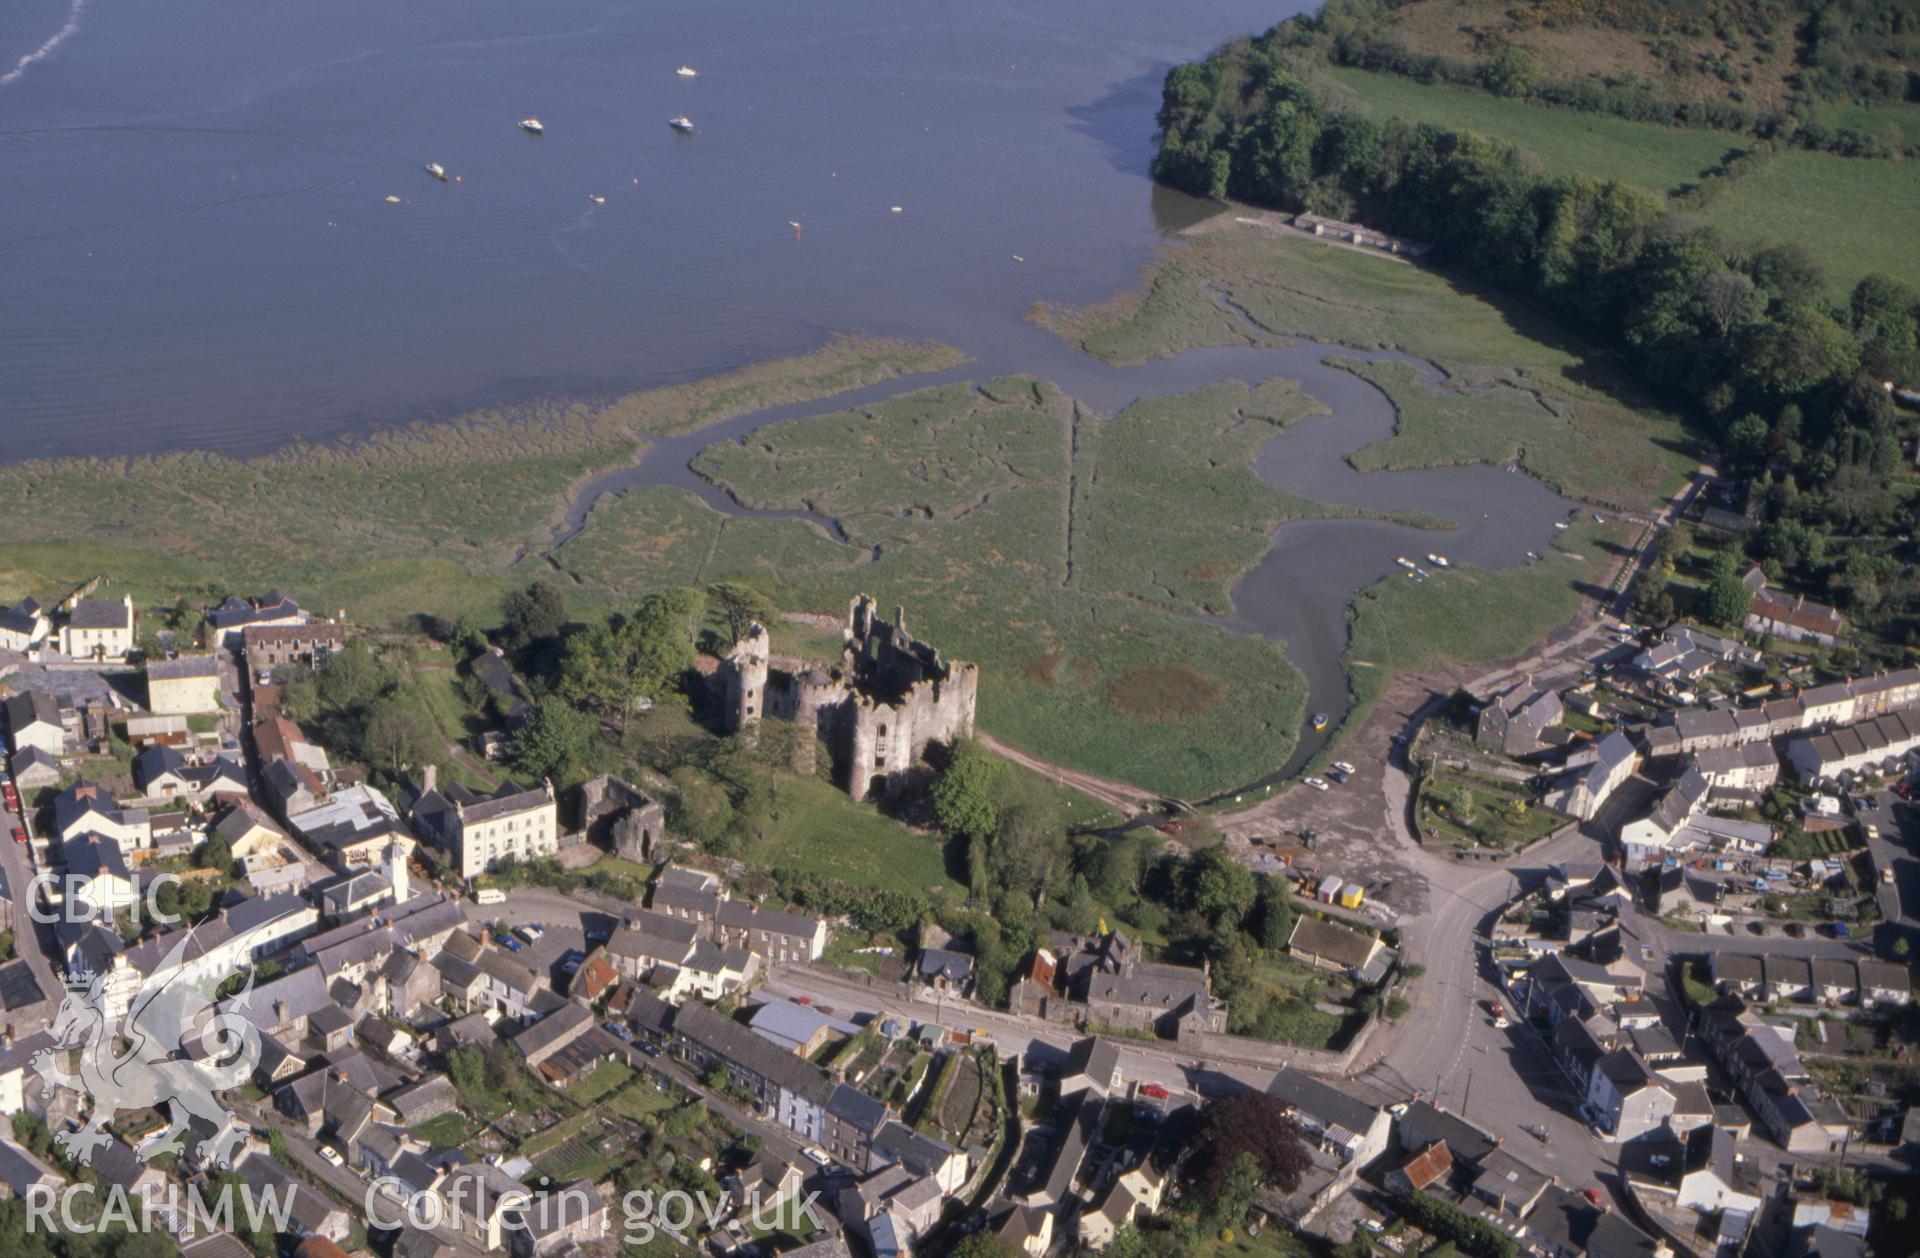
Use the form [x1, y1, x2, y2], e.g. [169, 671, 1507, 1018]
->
[724, 623, 771, 733]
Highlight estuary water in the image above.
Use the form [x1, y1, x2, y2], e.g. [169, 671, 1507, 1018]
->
[0, 0, 1582, 774]
[1, 0, 1284, 457]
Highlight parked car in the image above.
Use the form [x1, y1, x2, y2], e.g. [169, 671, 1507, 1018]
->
[10, 826, 25, 845]
[802, 1147, 832, 1167]
[516, 923, 546, 944]
[1332, 761, 1356, 777]
[1305, 777, 1330, 792]
[493, 931, 524, 952]
[318, 1145, 346, 1169]
[602, 1020, 633, 1042]
[558, 949, 585, 975]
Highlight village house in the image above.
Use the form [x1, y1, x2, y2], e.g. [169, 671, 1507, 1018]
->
[1058, 1036, 1123, 1100]
[1786, 707, 1920, 783]
[1619, 767, 1709, 866]
[436, 1163, 533, 1251]
[207, 590, 309, 647]
[648, 865, 722, 923]
[243, 621, 346, 676]
[4, 690, 64, 759]
[1692, 742, 1781, 794]
[58, 595, 135, 663]
[0, 598, 49, 653]
[1585, 1048, 1675, 1142]
[145, 654, 221, 715]
[1744, 569, 1847, 646]
[8, 745, 57, 792]
[1475, 683, 1564, 756]
[51, 781, 152, 853]
[714, 898, 829, 963]
[671, 1000, 892, 1169]
[1540, 730, 1640, 821]
[288, 782, 411, 869]
[411, 768, 558, 880]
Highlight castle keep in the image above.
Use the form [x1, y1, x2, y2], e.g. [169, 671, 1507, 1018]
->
[720, 595, 978, 801]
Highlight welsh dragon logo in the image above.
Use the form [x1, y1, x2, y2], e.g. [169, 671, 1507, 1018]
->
[33, 923, 266, 1168]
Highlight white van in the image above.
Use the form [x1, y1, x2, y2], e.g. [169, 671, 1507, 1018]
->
[474, 887, 506, 905]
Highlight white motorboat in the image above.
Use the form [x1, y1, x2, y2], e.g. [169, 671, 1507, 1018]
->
[425, 162, 448, 181]
[590, 195, 606, 204]
[520, 118, 544, 134]
[676, 65, 697, 77]
[384, 195, 402, 204]
[1395, 556, 1415, 569]
[669, 115, 694, 132]
[1427, 553, 1450, 568]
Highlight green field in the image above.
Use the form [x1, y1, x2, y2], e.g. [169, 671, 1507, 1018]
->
[1709, 149, 1920, 294]
[1326, 66, 1920, 293]
[1329, 67, 1734, 191]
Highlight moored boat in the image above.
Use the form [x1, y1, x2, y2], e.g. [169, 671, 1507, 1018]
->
[520, 118, 544, 134]
[669, 115, 694, 132]
[676, 65, 697, 77]
[425, 162, 448, 181]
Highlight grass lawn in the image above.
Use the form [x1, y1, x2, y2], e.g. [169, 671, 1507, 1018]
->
[742, 774, 961, 897]
[1328, 67, 1734, 191]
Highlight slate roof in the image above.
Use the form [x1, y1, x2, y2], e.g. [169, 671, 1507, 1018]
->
[147, 654, 218, 681]
[1267, 1066, 1380, 1135]
[1398, 1101, 1497, 1164]
[67, 598, 130, 630]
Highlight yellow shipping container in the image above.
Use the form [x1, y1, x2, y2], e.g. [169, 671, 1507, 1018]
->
[1337, 884, 1365, 909]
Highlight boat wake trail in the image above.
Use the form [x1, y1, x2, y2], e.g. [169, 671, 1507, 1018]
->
[1, 0, 86, 88]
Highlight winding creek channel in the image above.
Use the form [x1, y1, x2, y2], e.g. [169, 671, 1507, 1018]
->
[552, 331, 1580, 782]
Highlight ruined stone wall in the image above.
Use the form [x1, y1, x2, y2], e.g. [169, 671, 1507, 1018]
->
[715, 596, 977, 801]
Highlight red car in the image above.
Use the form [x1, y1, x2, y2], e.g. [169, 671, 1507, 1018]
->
[10, 826, 25, 845]
[1139, 1083, 1171, 1100]
[1488, 999, 1505, 1018]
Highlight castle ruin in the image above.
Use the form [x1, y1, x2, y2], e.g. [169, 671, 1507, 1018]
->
[720, 595, 979, 802]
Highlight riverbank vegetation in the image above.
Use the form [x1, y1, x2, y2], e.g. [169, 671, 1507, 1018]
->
[0, 335, 963, 628]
